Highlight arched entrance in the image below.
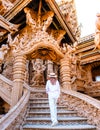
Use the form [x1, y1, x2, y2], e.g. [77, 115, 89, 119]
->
[7, 7, 65, 107]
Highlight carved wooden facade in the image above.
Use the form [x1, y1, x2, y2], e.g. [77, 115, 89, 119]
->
[0, 0, 100, 129]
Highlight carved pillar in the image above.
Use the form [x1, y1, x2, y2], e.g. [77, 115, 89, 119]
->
[11, 55, 27, 107]
[60, 53, 71, 89]
[86, 65, 92, 82]
[54, 63, 58, 75]
[47, 60, 53, 75]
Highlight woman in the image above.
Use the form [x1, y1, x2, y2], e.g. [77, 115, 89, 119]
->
[46, 72, 60, 127]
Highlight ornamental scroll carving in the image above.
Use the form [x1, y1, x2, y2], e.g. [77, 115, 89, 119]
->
[7, 6, 65, 62]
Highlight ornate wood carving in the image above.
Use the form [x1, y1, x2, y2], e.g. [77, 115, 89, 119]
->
[0, 15, 20, 41]
[0, 44, 9, 64]
[0, 15, 19, 32]
[7, 7, 64, 62]
[0, 74, 13, 105]
[60, 90, 100, 129]
[94, 13, 100, 49]
[11, 55, 27, 107]
[0, 0, 13, 15]
[30, 59, 46, 88]
[47, 60, 53, 75]
[60, 44, 73, 89]
[59, 0, 80, 39]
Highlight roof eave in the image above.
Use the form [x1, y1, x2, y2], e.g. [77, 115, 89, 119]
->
[45, 0, 77, 43]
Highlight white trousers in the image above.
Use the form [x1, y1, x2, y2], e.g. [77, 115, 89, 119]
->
[48, 97, 58, 123]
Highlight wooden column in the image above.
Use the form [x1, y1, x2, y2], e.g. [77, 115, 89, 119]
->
[47, 60, 53, 74]
[60, 54, 71, 89]
[11, 55, 27, 107]
[86, 65, 92, 82]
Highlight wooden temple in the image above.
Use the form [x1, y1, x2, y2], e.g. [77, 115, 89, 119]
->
[0, 0, 100, 129]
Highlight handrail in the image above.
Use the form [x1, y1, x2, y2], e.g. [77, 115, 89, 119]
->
[61, 89, 100, 127]
[0, 83, 30, 130]
[23, 82, 35, 91]
[0, 86, 11, 105]
[62, 89, 100, 109]
[0, 74, 13, 105]
[0, 74, 13, 87]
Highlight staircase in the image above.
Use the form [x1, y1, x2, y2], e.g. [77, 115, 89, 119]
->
[22, 91, 96, 130]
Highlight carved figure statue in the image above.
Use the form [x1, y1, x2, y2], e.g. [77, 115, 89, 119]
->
[7, 33, 20, 53]
[31, 60, 46, 87]
[24, 7, 37, 28]
[94, 13, 100, 49]
[0, 44, 9, 63]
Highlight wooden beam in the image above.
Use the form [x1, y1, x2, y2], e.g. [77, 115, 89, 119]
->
[45, 0, 76, 43]
[4, 0, 32, 21]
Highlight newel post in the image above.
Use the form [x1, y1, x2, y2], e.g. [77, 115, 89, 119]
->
[11, 55, 27, 107]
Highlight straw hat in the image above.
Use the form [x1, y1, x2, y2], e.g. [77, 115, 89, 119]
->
[49, 73, 57, 78]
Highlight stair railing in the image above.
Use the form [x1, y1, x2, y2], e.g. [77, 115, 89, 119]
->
[61, 89, 100, 129]
[0, 82, 30, 130]
[0, 74, 13, 105]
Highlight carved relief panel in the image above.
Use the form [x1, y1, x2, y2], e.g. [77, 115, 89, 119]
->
[30, 59, 46, 88]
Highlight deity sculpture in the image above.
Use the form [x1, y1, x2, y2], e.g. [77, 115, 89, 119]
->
[31, 60, 46, 88]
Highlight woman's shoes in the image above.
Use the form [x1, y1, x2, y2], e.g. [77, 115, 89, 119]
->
[51, 121, 58, 127]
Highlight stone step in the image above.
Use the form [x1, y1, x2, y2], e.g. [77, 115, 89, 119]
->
[27, 111, 77, 117]
[28, 108, 72, 112]
[30, 90, 46, 93]
[29, 98, 48, 101]
[27, 110, 77, 114]
[25, 117, 88, 125]
[29, 106, 68, 111]
[29, 100, 49, 104]
[23, 124, 96, 130]
[29, 104, 66, 107]
[23, 92, 96, 130]
[29, 105, 67, 108]
[29, 103, 65, 108]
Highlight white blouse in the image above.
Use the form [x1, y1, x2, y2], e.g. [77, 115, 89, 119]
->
[46, 80, 60, 98]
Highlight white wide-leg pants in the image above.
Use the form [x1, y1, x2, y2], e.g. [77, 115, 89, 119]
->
[48, 97, 58, 123]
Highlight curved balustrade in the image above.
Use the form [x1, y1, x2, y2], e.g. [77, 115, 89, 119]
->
[61, 89, 100, 129]
[0, 74, 13, 86]
[0, 83, 30, 130]
[0, 74, 13, 105]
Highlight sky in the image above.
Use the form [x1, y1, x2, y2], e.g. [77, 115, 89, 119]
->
[56, 0, 100, 37]
[75, 0, 100, 37]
